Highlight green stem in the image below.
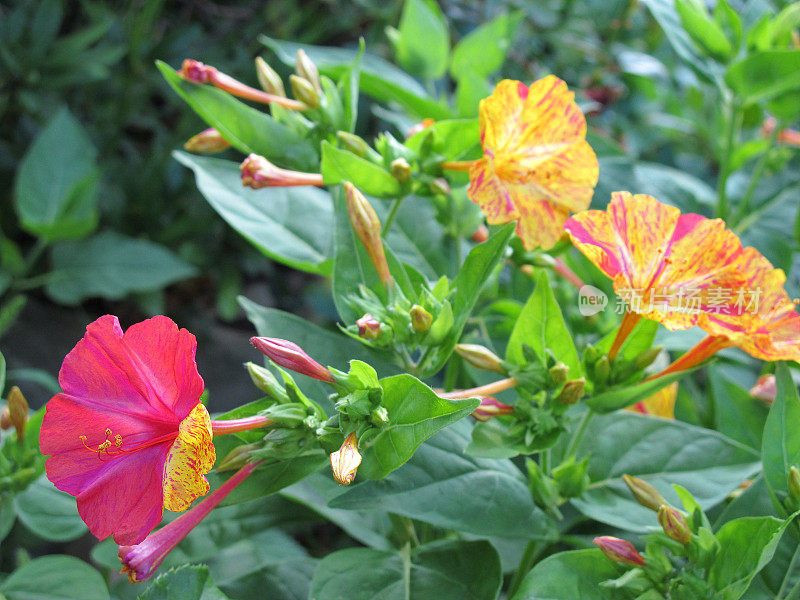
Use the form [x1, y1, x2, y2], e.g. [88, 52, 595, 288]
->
[541, 450, 551, 476]
[716, 97, 740, 220]
[732, 125, 779, 227]
[23, 239, 48, 272]
[11, 272, 57, 291]
[507, 541, 543, 597]
[565, 410, 595, 458]
[777, 545, 800, 600]
[401, 542, 412, 600]
[382, 196, 405, 238]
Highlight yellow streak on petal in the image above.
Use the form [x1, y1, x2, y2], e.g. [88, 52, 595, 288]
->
[163, 403, 216, 512]
[626, 383, 677, 419]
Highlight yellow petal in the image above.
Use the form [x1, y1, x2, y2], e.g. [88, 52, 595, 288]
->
[626, 382, 677, 419]
[163, 403, 216, 511]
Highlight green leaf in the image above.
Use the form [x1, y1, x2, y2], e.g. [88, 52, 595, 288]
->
[675, 0, 734, 61]
[13, 475, 86, 541]
[506, 270, 581, 375]
[709, 368, 768, 450]
[45, 231, 197, 305]
[331, 421, 557, 539]
[569, 412, 760, 531]
[709, 515, 791, 600]
[454, 69, 492, 118]
[358, 374, 479, 479]
[761, 362, 800, 500]
[450, 11, 523, 79]
[13, 108, 99, 241]
[726, 50, 800, 104]
[0, 556, 109, 600]
[585, 369, 692, 413]
[0, 495, 15, 543]
[405, 118, 481, 161]
[139, 565, 229, 600]
[157, 61, 317, 170]
[310, 540, 501, 600]
[511, 549, 621, 600]
[0, 349, 6, 394]
[174, 152, 332, 274]
[320, 141, 400, 197]
[394, 0, 450, 80]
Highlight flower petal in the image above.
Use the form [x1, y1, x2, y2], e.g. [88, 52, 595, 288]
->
[162, 403, 215, 512]
[468, 158, 520, 225]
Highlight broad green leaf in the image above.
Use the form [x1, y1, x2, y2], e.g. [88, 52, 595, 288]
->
[310, 540, 501, 600]
[405, 118, 481, 161]
[0, 495, 15, 543]
[585, 369, 692, 413]
[13, 475, 86, 541]
[175, 152, 332, 274]
[455, 68, 492, 118]
[709, 368, 768, 450]
[45, 231, 197, 305]
[320, 141, 400, 197]
[157, 61, 317, 170]
[506, 270, 581, 375]
[710, 516, 791, 600]
[595, 318, 659, 361]
[511, 549, 621, 600]
[761, 362, 800, 499]
[13, 108, 98, 241]
[757, 534, 800, 598]
[358, 374, 479, 479]
[385, 196, 448, 280]
[139, 565, 229, 600]
[0, 555, 109, 600]
[450, 11, 523, 79]
[260, 36, 451, 119]
[726, 50, 800, 104]
[331, 421, 557, 539]
[569, 412, 760, 531]
[675, 0, 734, 61]
[394, 0, 450, 80]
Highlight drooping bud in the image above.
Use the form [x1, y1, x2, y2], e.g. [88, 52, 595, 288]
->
[240, 154, 323, 188]
[622, 474, 666, 512]
[255, 57, 285, 96]
[289, 74, 319, 109]
[455, 344, 505, 374]
[750, 375, 777, 404]
[0, 406, 11, 429]
[557, 378, 586, 405]
[471, 397, 514, 422]
[337, 131, 376, 160]
[183, 128, 231, 154]
[789, 466, 800, 500]
[250, 337, 335, 382]
[657, 505, 692, 545]
[8, 386, 28, 443]
[406, 118, 434, 138]
[356, 314, 381, 340]
[410, 305, 433, 333]
[593, 536, 646, 566]
[634, 347, 663, 371]
[245, 362, 290, 402]
[549, 362, 570, 384]
[344, 182, 392, 287]
[295, 49, 321, 93]
[430, 177, 451, 196]
[330, 431, 362, 485]
[390, 158, 412, 183]
[471, 225, 489, 243]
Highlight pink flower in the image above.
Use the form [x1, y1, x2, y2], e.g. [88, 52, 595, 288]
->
[40, 316, 215, 545]
[251, 337, 334, 382]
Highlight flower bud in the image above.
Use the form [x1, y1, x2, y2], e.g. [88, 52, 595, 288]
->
[789, 466, 800, 501]
[406, 118, 434, 138]
[634, 347, 662, 371]
[750, 374, 776, 404]
[430, 177, 451, 196]
[471, 225, 489, 243]
[557, 378, 585, 405]
[245, 362, 290, 401]
[183, 128, 231, 154]
[290, 74, 319, 109]
[337, 131, 376, 160]
[255, 57, 285, 96]
[471, 397, 514, 422]
[251, 337, 334, 382]
[455, 344, 505, 374]
[390, 158, 412, 183]
[357, 313, 381, 340]
[8, 386, 28, 443]
[410, 305, 433, 333]
[330, 431, 362, 485]
[0, 406, 11, 429]
[217, 443, 260, 471]
[657, 505, 692, 545]
[178, 59, 215, 83]
[240, 154, 323, 188]
[344, 182, 392, 286]
[593, 536, 646, 566]
[295, 49, 321, 93]
[622, 474, 666, 512]
[371, 406, 390, 427]
[549, 362, 570, 384]
[593, 355, 610, 384]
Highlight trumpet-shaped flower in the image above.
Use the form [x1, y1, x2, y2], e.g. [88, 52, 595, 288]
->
[40, 316, 216, 545]
[467, 77, 599, 250]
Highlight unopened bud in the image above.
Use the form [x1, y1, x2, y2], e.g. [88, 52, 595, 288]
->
[471, 225, 489, 243]
[371, 406, 390, 427]
[251, 337, 334, 382]
[622, 474, 666, 512]
[357, 313, 381, 340]
[410, 305, 433, 333]
[558, 378, 585, 405]
[184, 128, 231, 153]
[634, 347, 662, 371]
[337, 131, 376, 160]
[344, 182, 392, 286]
[217, 443, 259, 471]
[390, 158, 411, 183]
[789, 466, 800, 500]
[593, 536, 646, 566]
[750, 375, 776, 404]
[245, 362, 290, 401]
[178, 58, 215, 83]
[0, 406, 11, 429]
[471, 397, 514, 422]
[406, 118, 434, 138]
[290, 74, 319, 109]
[295, 49, 321, 93]
[549, 362, 570, 384]
[594, 355, 610, 383]
[330, 431, 362, 485]
[430, 177, 451, 196]
[455, 344, 505, 374]
[255, 56, 285, 96]
[584, 345, 599, 364]
[657, 505, 692, 545]
[240, 154, 323, 188]
[8, 387, 28, 443]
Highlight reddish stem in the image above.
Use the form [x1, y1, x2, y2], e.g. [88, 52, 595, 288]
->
[552, 257, 585, 290]
[211, 71, 307, 110]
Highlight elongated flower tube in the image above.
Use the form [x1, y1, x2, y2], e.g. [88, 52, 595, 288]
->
[594, 536, 646, 566]
[178, 59, 305, 110]
[464, 77, 599, 250]
[119, 460, 261, 583]
[40, 316, 216, 545]
[251, 337, 335, 382]
[240, 154, 323, 188]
